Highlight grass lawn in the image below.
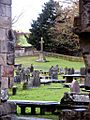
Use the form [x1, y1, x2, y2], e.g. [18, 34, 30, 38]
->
[9, 83, 69, 101]
[10, 55, 85, 119]
[9, 83, 69, 120]
[15, 56, 84, 71]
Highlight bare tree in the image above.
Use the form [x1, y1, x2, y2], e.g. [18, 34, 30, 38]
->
[12, 12, 24, 25]
[59, 0, 78, 4]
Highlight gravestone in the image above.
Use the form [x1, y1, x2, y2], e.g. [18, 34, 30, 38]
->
[80, 67, 86, 75]
[60, 67, 64, 74]
[49, 65, 58, 79]
[64, 67, 68, 74]
[70, 79, 80, 93]
[73, 0, 90, 89]
[32, 70, 40, 87]
[53, 65, 59, 79]
[49, 66, 54, 77]
[30, 64, 34, 73]
[36, 37, 46, 62]
[68, 68, 74, 75]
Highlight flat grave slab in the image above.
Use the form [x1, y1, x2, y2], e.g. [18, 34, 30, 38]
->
[8, 100, 59, 115]
[18, 116, 52, 120]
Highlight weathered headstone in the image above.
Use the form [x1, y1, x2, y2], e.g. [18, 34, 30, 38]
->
[60, 67, 64, 74]
[64, 67, 68, 74]
[80, 67, 86, 75]
[68, 68, 74, 75]
[22, 81, 29, 90]
[49, 65, 58, 79]
[49, 66, 54, 77]
[30, 64, 34, 73]
[32, 70, 40, 87]
[70, 79, 80, 93]
[68, 68, 72, 75]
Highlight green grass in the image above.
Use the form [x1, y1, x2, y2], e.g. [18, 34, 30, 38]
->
[9, 83, 69, 120]
[15, 56, 84, 71]
[9, 83, 69, 101]
[12, 55, 85, 119]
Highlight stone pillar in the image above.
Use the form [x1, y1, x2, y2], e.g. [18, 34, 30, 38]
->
[79, 0, 90, 89]
[73, 0, 90, 89]
[0, 0, 15, 100]
[0, 1, 17, 119]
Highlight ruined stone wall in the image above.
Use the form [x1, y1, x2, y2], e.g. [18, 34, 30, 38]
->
[79, 0, 90, 32]
[79, 0, 90, 69]
[0, 0, 14, 89]
[0, 1, 17, 119]
[74, 0, 90, 89]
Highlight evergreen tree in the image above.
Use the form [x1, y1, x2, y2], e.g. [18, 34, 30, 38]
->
[26, 0, 80, 56]
[28, 0, 57, 51]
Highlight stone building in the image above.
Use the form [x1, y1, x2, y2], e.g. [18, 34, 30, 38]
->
[0, 0, 15, 89]
[0, 1, 17, 119]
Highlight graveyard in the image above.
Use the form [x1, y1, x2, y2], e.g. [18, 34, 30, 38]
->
[1, 0, 90, 120]
[7, 55, 85, 120]
[10, 56, 81, 101]
[15, 56, 84, 71]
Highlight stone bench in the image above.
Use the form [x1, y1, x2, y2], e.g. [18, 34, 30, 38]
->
[8, 100, 59, 115]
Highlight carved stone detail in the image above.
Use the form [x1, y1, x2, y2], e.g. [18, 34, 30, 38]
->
[80, 0, 90, 31]
[74, 0, 90, 89]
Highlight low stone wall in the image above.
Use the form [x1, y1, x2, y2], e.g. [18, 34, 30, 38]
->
[46, 52, 83, 62]
[15, 50, 39, 57]
[15, 50, 83, 62]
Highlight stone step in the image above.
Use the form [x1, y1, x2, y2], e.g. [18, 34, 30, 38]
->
[18, 117, 52, 120]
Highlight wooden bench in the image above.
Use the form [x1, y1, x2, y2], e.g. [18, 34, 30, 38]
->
[8, 100, 59, 115]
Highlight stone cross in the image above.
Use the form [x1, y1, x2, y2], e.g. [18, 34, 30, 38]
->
[40, 37, 44, 52]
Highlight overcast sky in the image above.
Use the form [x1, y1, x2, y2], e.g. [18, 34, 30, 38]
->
[12, 0, 68, 32]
